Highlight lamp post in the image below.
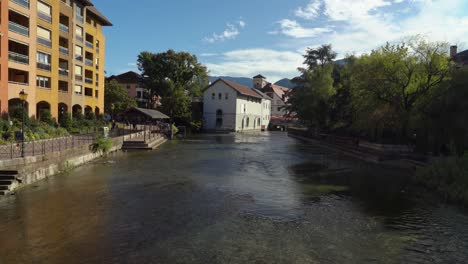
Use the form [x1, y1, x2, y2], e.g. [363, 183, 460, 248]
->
[19, 89, 28, 158]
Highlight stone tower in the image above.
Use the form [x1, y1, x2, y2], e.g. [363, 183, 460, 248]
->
[450, 45, 458, 58]
[253, 74, 267, 89]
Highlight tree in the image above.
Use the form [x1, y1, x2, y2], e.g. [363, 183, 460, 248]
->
[350, 39, 451, 142]
[303, 44, 337, 69]
[137, 50, 208, 124]
[104, 80, 137, 115]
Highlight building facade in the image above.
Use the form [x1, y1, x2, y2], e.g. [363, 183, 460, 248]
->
[253, 75, 291, 118]
[107, 71, 154, 108]
[0, 0, 111, 121]
[203, 79, 267, 132]
[252, 88, 271, 131]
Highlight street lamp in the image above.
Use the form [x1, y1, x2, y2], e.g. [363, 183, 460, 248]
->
[19, 89, 28, 158]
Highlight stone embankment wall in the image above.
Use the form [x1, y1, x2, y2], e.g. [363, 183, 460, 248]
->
[0, 131, 152, 189]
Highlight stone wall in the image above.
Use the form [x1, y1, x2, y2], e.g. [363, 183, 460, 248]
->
[0, 130, 152, 190]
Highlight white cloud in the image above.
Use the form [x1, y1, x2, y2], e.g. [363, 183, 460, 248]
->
[203, 20, 246, 43]
[295, 0, 322, 20]
[204, 49, 304, 82]
[199, 53, 218, 57]
[278, 19, 332, 38]
[323, 0, 392, 21]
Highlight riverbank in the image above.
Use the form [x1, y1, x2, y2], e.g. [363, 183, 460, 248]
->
[0, 131, 167, 196]
[287, 128, 426, 169]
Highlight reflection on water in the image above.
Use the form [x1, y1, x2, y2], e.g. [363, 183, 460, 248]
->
[0, 132, 467, 263]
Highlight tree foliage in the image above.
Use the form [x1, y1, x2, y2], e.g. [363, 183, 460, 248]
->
[104, 80, 138, 115]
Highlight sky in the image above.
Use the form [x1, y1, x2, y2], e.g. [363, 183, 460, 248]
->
[93, 0, 468, 82]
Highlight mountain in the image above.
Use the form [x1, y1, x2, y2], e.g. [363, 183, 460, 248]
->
[274, 78, 295, 89]
[209, 76, 253, 88]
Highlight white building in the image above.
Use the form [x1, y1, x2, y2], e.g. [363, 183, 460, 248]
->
[203, 79, 271, 132]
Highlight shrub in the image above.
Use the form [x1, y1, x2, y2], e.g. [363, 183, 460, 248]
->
[92, 136, 113, 153]
[39, 109, 55, 126]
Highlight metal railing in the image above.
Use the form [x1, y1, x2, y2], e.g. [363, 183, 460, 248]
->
[38, 11, 52, 23]
[59, 46, 69, 55]
[85, 59, 93, 67]
[37, 37, 52, 48]
[9, 21, 29, 36]
[0, 133, 96, 160]
[86, 41, 93, 49]
[59, 68, 69, 76]
[11, 0, 29, 8]
[59, 24, 69, 33]
[8, 51, 29, 64]
[37, 62, 51, 71]
[75, 55, 83, 61]
[85, 77, 93, 84]
[76, 35, 83, 42]
[75, 75, 83, 82]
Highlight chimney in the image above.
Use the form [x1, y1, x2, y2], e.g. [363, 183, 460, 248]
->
[450, 45, 458, 58]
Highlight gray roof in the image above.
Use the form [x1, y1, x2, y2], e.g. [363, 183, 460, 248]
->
[132, 108, 170, 119]
[253, 88, 272, 100]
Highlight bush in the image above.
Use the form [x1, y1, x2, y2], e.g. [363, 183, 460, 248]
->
[92, 136, 113, 153]
[415, 157, 468, 205]
[39, 109, 55, 126]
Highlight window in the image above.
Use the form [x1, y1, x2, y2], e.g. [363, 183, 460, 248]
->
[75, 45, 83, 60]
[38, 1, 52, 22]
[76, 26, 83, 38]
[74, 84, 82, 94]
[212, 93, 215, 100]
[137, 91, 142, 98]
[37, 52, 51, 70]
[246, 117, 250, 127]
[95, 90, 99, 98]
[218, 93, 222, 100]
[36, 76, 50, 88]
[225, 93, 229, 100]
[277, 107, 281, 111]
[37, 27, 51, 47]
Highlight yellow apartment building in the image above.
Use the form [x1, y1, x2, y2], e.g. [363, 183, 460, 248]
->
[0, 0, 111, 121]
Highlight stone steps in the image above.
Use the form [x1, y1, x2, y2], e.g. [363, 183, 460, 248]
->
[0, 170, 20, 196]
[122, 137, 166, 151]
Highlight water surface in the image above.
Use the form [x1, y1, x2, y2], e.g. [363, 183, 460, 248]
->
[0, 133, 467, 263]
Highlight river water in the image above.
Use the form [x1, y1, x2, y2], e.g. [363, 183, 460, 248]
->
[0, 133, 467, 264]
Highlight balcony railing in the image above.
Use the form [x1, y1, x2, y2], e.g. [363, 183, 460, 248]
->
[37, 62, 51, 71]
[75, 75, 83, 82]
[85, 41, 93, 49]
[76, 14, 84, 24]
[38, 11, 52, 23]
[8, 81, 29, 86]
[85, 77, 93, 84]
[85, 59, 93, 66]
[59, 24, 69, 33]
[9, 21, 29, 36]
[75, 55, 83, 61]
[76, 35, 83, 42]
[37, 37, 52, 48]
[8, 51, 29, 64]
[59, 68, 69, 76]
[59, 46, 69, 55]
[11, 0, 29, 8]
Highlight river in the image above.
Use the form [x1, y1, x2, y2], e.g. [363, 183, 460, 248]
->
[0, 133, 467, 263]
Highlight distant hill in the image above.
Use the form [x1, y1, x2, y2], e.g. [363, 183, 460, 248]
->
[209, 76, 253, 88]
[274, 78, 295, 89]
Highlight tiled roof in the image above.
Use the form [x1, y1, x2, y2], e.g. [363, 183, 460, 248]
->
[264, 83, 291, 102]
[253, 74, 266, 79]
[210, 79, 263, 99]
[252, 88, 271, 100]
[87, 6, 112, 26]
[107, 71, 141, 83]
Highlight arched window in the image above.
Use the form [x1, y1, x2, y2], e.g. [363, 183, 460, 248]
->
[212, 93, 215, 100]
[216, 109, 223, 128]
[246, 117, 250, 127]
[218, 93, 222, 100]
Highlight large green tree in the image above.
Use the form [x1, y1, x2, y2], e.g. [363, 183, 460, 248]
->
[137, 50, 208, 124]
[104, 80, 137, 116]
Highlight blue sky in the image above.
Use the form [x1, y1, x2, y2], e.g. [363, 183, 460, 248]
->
[93, 0, 468, 82]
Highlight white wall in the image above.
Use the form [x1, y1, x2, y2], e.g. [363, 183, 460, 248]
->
[235, 95, 263, 131]
[203, 82, 238, 131]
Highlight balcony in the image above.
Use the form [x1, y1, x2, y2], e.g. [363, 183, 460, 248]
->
[37, 62, 51, 71]
[76, 35, 83, 43]
[8, 51, 29, 64]
[37, 37, 52, 48]
[75, 75, 83, 82]
[38, 11, 52, 23]
[59, 46, 69, 55]
[85, 77, 93, 84]
[86, 41, 93, 49]
[75, 55, 83, 61]
[85, 59, 93, 67]
[59, 24, 69, 33]
[59, 68, 69, 76]
[9, 21, 29, 37]
[11, 0, 29, 8]
[76, 14, 84, 24]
